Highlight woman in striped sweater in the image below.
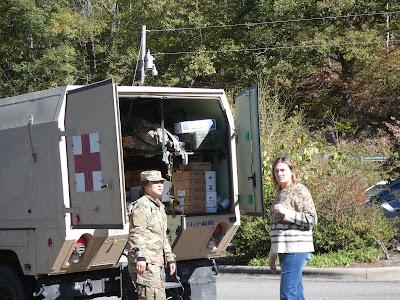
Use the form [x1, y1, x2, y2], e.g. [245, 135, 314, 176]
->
[269, 156, 317, 300]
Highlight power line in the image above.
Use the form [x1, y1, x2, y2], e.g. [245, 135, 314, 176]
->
[147, 11, 400, 33]
[153, 39, 399, 56]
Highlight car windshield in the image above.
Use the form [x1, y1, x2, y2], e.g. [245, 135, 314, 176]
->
[381, 200, 400, 212]
[373, 179, 400, 202]
[367, 185, 387, 198]
[389, 181, 400, 190]
[379, 190, 397, 203]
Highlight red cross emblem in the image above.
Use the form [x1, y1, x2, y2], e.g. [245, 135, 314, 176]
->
[73, 133, 102, 192]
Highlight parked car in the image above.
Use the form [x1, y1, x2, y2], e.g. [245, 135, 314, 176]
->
[365, 179, 400, 226]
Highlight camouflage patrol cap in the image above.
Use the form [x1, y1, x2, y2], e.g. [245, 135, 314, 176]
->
[140, 170, 166, 182]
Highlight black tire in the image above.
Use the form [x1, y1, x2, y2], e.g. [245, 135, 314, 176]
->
[0, 264, 31, 300]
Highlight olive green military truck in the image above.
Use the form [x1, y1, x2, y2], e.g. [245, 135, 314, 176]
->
[0, 79, 263, 299]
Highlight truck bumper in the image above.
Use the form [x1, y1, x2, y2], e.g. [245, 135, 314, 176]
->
[34, 267, 122, 299]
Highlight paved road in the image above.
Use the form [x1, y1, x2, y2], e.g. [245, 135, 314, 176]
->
[96, 273, 400, 300]
[217, 273, 400, 300]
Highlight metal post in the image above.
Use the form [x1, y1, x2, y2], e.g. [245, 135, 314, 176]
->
[140, 25, 146, 86]
[386, 3, 390, 50]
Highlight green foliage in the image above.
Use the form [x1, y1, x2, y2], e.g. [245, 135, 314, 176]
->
[231, 215, 270, 259]
[232, 84, 397, 262]
[1, 0, 399, 131]
[307, 247, 382, 267]
[248, 247, 382, 267]
[12, 45, 77, 90]
[313, 206, 395, 253]
[306, 154, 397, 253]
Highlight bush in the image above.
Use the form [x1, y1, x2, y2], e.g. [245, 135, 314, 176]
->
[230, 83, 397, 263]
[247, 247, 382, 267]
[306, 156, 396, 253]
[307, 248, 382, 267]
[230, 215, 270, 259]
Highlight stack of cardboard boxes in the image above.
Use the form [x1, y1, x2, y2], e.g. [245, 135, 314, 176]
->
[124, 170, 143, 202]
[172, 162, 217, 214]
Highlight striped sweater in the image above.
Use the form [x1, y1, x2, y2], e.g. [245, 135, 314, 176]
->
[269, 183, 317, 258]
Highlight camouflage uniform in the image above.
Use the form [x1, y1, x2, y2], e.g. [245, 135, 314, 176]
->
[127, 171, 175, 300]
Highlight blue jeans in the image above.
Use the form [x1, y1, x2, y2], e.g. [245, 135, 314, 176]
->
[278, 252, 311, 300]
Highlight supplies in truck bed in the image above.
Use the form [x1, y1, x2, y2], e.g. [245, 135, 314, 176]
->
[181, 161, 212, 171]
[123, 118, 188, 165]
[174, 119, 216, 134]
[125, 170, 142, 189]
[178, 130, 225, 151]
[172, 170, 217, 214]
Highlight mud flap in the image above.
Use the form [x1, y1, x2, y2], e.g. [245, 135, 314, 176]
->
[166, 259, 217, 300]
[188, 266, 216, 300]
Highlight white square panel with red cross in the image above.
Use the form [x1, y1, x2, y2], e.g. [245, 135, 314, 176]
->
[72, 133, 103, 192]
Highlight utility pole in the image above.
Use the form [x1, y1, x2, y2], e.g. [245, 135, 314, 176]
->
[386, 2, 390, 51]
[140, 25, 146, 86]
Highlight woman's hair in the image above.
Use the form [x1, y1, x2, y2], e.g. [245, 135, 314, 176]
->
[142, 180, 150, 189]
[271, 156, 300, 188]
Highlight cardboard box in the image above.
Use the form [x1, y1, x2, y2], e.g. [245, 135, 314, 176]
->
[182, 162, 212, 171]
[125, 170, 142, 188]
[161, 181, 173, 203]
[171, 179, 204, 190]
[122, 136, 135, 148]
[172, 170, 217, 214]
[175, 187, 205, 198]
[173, 171, 204, 181]
[206, 191, 217, 213]
[176, 195, 205, 214]
[174, 119, 216, 134]
[204, 171, 216, 192]
[173, 170, 216, 191]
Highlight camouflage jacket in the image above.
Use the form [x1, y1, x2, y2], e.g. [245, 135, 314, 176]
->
[128, 195, 175, 266]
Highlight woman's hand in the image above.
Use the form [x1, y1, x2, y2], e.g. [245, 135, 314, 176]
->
[273, 204, 286, 218]
[136, 261, 147, 276]
[269, 256, 277, 273]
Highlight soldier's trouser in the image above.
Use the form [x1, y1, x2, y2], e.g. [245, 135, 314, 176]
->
[128, 260, 166, 300]
[137, 284, 166, 300]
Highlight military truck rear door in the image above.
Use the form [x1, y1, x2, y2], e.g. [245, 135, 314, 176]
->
[235, 85, 264, 216]
[65, 79, 125, 228]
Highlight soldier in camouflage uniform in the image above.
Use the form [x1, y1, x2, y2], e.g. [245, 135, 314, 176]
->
[128, 170, 176, 300]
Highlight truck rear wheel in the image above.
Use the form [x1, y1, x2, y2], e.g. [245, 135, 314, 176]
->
[0, 264, 31, 300]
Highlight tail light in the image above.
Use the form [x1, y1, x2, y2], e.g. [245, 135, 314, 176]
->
[75, 236, 86, 255]
[208, 223, 224, 251]
[70, 236, 87, 264]
[212, 224, 223, 240]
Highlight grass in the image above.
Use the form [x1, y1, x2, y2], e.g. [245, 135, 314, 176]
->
[247, 247, 383, 268]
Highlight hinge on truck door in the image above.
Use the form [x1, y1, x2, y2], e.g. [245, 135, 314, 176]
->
[62, 207, 81, 214]
[58, 129, 85, 138]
